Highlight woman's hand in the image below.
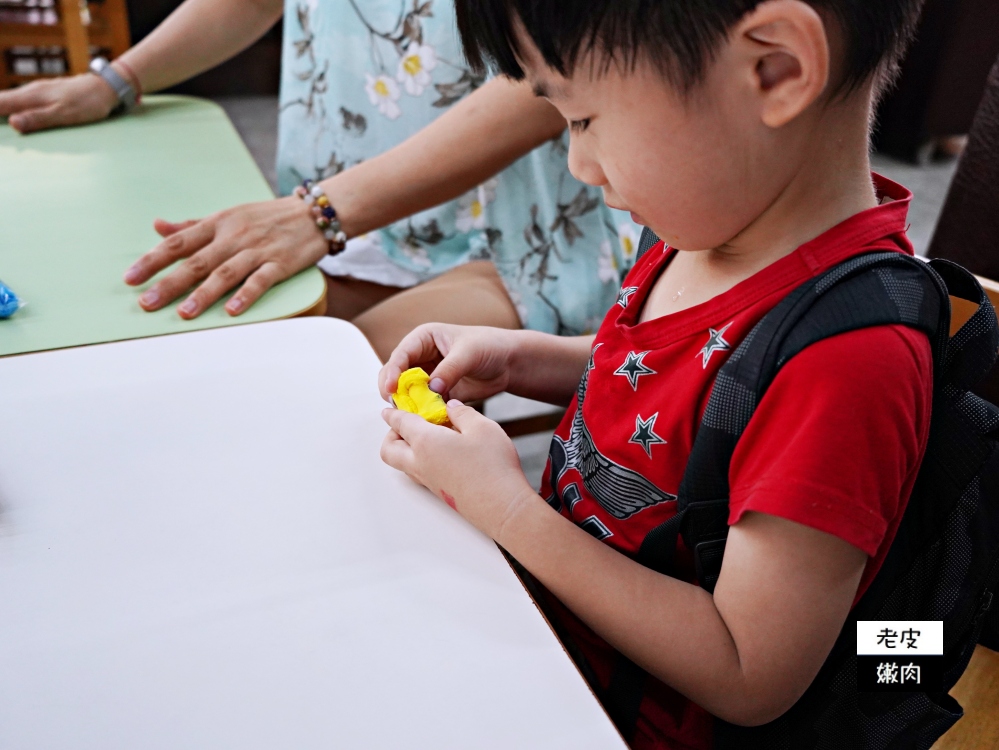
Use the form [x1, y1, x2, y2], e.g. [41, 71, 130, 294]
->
[378, 324, 523, 404]
[0, 74, 119, 134]
[381, 401, 538, 542]
[123, 195, 328, 319]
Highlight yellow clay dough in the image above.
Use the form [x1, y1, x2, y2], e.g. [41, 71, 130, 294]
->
[393, 367, 449, 425]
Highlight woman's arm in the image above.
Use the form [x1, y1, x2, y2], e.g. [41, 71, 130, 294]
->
[126, 77, 569, 319]
[0, 0, 283, 133]
[115, 0, 284, 94]
[325, 77, 568, 239]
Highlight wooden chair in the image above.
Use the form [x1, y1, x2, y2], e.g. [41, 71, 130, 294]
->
[0, 0, 129, 89]
[926, 52, 999, 750]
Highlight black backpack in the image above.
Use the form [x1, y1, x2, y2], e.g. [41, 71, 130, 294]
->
[604, 229, 999, 749]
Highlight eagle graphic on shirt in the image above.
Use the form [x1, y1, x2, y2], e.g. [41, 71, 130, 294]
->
[547, 357, 677, 520]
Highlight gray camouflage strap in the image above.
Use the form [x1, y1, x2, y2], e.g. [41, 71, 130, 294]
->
[635, 227, 661, 262]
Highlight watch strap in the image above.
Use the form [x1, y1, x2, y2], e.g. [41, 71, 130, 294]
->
[89, 57, 138, 113]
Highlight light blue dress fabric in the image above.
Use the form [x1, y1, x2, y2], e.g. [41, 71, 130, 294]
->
[277, 0, 641, 335]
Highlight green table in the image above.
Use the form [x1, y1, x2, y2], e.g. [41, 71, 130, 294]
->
[0, 95, 325, 357]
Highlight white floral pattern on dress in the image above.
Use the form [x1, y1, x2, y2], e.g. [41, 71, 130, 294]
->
[597, 240, 618, 284]
[278, 0, 644, 335]
[618, 223, 641, 267]
[456, 179, 498, 232]
[396, 42, 437, 97]
[364, 73, 402, 120]
[399, 239, 433, 270]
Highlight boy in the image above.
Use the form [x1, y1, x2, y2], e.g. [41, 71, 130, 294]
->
[379, 0, 931, 746]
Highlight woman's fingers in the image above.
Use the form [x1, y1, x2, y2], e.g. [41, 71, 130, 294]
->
[136, 238, 238, 312]
[225, 261, 288, 316]
[7, 104, 61, 134]
[153, 218, 200, 238]
[125, 219, 215, 287]
[176, 253, 264, 319]
[13, 102, 96, 134]
[128, 197, 329, 317]
[0, 83, 45, 118]
[3, 75, 115, 133]
[0, 83, 56, 132]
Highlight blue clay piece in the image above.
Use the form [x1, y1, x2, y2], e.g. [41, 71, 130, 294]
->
[0, 280, 22, 319]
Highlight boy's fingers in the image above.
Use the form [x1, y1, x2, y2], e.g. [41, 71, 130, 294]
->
[381, 326, 443, 398]
[445, 400, 481, 433]
[380, 429, 416, 474]
[381, 407, 437, 444]
[428, 348, 479, 396]
[378, 365, 400, 402]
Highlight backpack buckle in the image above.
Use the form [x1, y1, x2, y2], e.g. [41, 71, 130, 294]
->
[694, 538, 727, 594]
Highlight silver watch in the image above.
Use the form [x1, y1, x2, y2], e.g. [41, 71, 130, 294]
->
[89, 57, 138, 114]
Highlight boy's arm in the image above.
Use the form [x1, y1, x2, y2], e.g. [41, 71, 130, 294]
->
[497, 500, 866, 726]
[381, 326, 929, 727]
[507, 331, 594, 404]
[380, 396, 865, 725]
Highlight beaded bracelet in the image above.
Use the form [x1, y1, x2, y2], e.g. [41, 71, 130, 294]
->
[293, 179, 348, 255]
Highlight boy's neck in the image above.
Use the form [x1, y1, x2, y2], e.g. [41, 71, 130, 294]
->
[703, 89, 879, 275]
[642, 89, 880, 322]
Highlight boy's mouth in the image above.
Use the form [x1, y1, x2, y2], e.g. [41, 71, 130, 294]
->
[605, 197, 647, 227]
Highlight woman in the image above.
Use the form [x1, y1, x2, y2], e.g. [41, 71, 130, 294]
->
[0, 0, 640, 359]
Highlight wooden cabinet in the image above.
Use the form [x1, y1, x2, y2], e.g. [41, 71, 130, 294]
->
[0, 0, 129, 89]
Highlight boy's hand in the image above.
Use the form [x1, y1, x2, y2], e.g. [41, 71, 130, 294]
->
[380, 400, 537, 541]
[379, 324, 519, 404]
[123, 196, 327, 319]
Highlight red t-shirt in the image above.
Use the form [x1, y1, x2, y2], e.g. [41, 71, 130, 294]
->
[537, 175, 934, 749]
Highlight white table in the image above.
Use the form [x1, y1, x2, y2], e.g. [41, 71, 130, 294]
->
[0, 319, 624, 749]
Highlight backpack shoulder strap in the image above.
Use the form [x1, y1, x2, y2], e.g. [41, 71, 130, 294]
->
[635, 227, 661, 262]
[637, 252, 951, 591]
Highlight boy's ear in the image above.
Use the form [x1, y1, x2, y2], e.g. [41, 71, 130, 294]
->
[734, 0, 831, 128]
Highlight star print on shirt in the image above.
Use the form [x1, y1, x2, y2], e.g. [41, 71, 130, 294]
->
[698, 322, 734, 368]
[617, 286, 639, 308]
[614, 351, 657, 390]
[630, 412, 667, 458]
[587, 343, 603, 373]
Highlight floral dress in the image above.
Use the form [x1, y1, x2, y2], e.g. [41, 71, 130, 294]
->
[277, 0, 641, 335]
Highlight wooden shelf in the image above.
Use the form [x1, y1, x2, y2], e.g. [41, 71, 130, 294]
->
[0, 0, 129, 88]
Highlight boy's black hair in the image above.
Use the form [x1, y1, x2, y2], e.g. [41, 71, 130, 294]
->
[455, 0, 925, 94]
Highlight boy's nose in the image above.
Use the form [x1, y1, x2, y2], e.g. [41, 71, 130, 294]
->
[567, 139, 608, 189]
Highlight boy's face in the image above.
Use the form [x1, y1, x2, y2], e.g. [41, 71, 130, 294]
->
[516, 22, 824, 252]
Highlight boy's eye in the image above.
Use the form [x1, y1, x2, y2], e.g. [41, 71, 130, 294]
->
[569, 118, 591, 133]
